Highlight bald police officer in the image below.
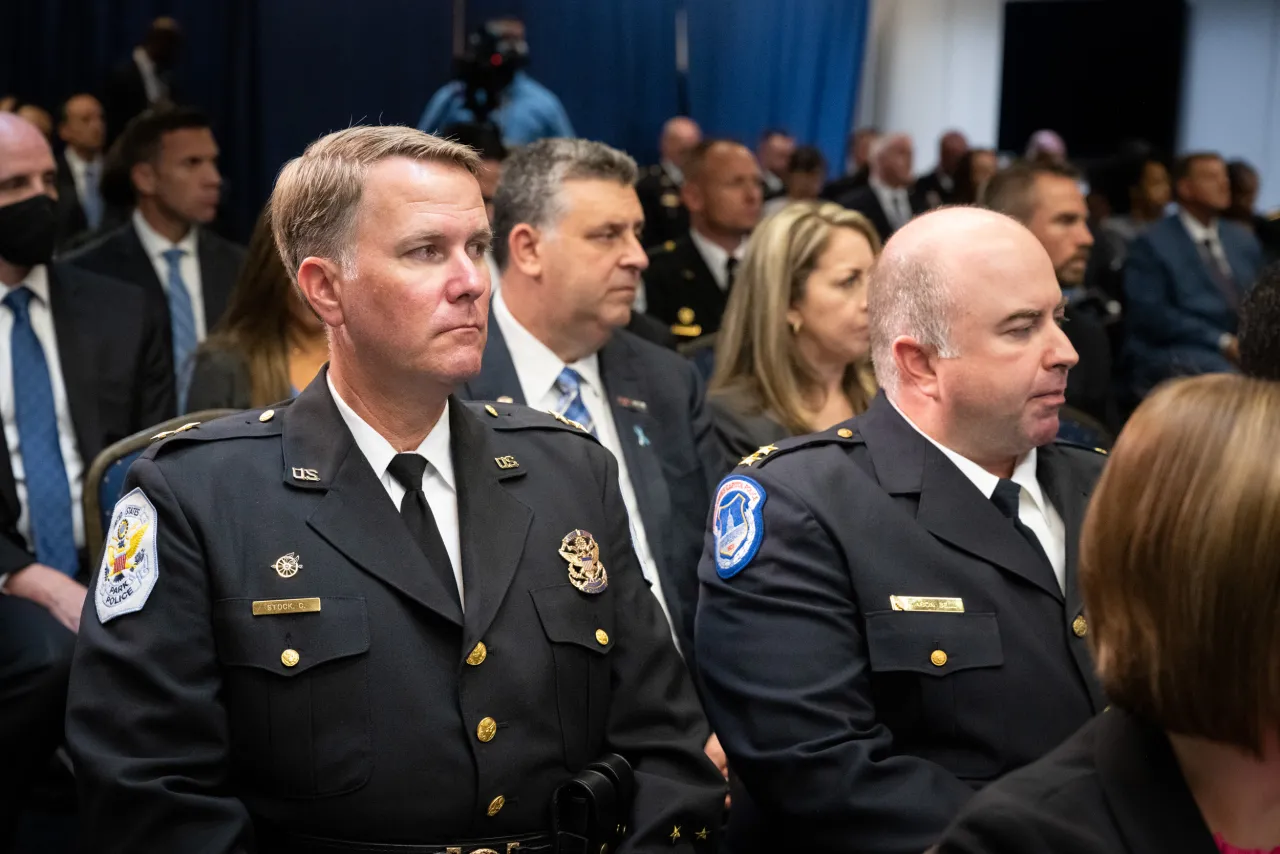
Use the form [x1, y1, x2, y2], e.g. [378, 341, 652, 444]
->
[66, 126, 724, 853]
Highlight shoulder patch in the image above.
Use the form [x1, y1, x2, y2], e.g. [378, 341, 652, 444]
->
[713, 476, 767, 579]
[96, 487, 160, 624]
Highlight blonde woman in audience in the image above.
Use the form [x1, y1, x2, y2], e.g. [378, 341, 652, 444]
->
[936, 373, 1280, 854]
[709, 201, 879, 464]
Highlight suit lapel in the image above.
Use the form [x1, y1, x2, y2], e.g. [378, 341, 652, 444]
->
[121, 224, 164, 293]
[47, 267, 102, 465]
[450, 399, 533, 652]
[1036, 445, 1089, 621]
[284, 374, 463, 626]
[682, 239, 728, 318]
[1166, 218, 1229, 306]
[462, 310, 526, 404]
[860, 395, 1064, 601]
[597, 335, 667, 545]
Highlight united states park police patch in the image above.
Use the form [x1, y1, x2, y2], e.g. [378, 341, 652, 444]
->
[713, 476, 766, 579]
[96, 487, 160, 624]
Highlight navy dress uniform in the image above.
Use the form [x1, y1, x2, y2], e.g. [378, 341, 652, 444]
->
[66, 373, 724, 854]
[643, 238, 727, 344]
[636, 165, 689, 250]
[694, 392, 1108, 854]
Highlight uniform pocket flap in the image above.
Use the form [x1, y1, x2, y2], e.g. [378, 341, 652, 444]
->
[865, 610, 1003, 677]
[530, 584, 615, 655]
[213, 596, 370, 676]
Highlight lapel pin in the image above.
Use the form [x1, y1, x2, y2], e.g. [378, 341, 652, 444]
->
[291, 467, 320, 482]
[272, 552, 303, 578]
[616, 396, 649, 413]
[494, 455, 520, 470]
[634, 425, 651, 447]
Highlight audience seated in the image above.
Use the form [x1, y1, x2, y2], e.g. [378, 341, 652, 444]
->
[636, 116, 701, 249]
[761, 145, 826, 218]
[1238, 261, 1280, 380]
[708, 201, 879, 464]
[100, 17, 181, 145]
[916, 130, 969, 207]
[643, 139, 763, 343]
[756, 128, 796, 201]
[54, 94, 107, 250]
[67, 107, 246, 411]
[937, 373, 1280, 854]
[951, 147, 999, 206]
[185, 205, 327, 412]
[1098, 154, 1171, 263]
[1121, 152, 1264, 403]
[1227, 159, 1280, 262]
[1025, 129, 1068, 164]
[828, 132, 927, 243]
[15, 105, 53, 141]
[823, 126, 878, 200]
[0, 113, 174, 845]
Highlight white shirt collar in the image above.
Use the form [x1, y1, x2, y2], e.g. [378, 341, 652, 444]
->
[936, 169, 954, 193]
[1178, 208, 1220, 245]
[63, 148, 100, 173]
[326, 372, 455, 492]
[888, 396, 1045, 510]
[492, 288, 603, 404]
[661, 159, 684, 186]
[132, 208, 198, 261]
[5, 264, 50, 306]
[688, 227, 746, 291]
[869, 176, 907, 198]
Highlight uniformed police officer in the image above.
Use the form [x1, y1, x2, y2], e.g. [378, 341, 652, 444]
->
[66, 126, 724, 853]
[635, 117, 700, 250]
[695, 207, 1108, 854]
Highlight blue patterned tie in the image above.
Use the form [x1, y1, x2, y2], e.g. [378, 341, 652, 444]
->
[163, 248, 197, 412]
[81, 161, 103, 230]
[5, 287, 78, 575]
[555, 367, 597, 437]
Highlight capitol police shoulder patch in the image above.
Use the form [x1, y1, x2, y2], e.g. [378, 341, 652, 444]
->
[96, 487, 160, 624]
[713, 475, 767, 579]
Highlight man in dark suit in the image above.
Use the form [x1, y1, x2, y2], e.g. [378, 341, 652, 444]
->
[66, 125, 723, 853]
[100, 17, 182, 145]
[822, 126, 879, 202]
[0, 112, 174, 851]
[636, 116, 700, 249]
[757, 128, 795, 201]
[1122, 152, 1264, 402]
[916, 129, 969, 208]
[53, 94, 107, 250]
[696, 207, 1107, 854]
[643, 139, 763, 343]
[67, 107, 245, 409]
[831, 132, 929, 243]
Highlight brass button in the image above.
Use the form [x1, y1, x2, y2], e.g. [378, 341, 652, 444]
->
[476, 716, 497, 742]
[259, 409, 274, 422]
[930, 649, 948, 667]
[487, 795, 505, 816]
[837, 428, 853, 438]
[466, 642, 488, 666]
[1073, 615, 1088, 637]
[281, 648, 300, 667]
[484, 404, 499, 418]
[595, 628, 609, 646]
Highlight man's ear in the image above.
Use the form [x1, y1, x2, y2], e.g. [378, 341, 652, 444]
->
[507, 223, 544, 279]
[131, 162, 157, 198]
[681, 181, 704, 215]
[294, 257, 344, 330]
[892, 335, 943, 400]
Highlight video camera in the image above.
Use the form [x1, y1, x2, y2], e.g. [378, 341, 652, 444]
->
[456, 19, 529, 124]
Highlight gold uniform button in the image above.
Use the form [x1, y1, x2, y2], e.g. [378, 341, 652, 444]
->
[595, 629, 610, 646]
[487, 795, 505, 816]
[281, 648, 300, 667]
[259, 409, 275, 422]
[837, 428, 853, 438]
[466, 642, 488, 666]
[1073, 615, 1088, 637]
[476, 716, 498, 743]
[930, 649, 948, 667]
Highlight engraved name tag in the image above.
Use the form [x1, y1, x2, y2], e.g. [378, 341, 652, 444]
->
[889, 595, 964, 613]
[251, 597, 322, 616]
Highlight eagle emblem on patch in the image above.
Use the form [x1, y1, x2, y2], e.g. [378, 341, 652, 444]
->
[560, 529, 608, 594]
[96, 487, 160, 624]
[713, 476, 767, 578]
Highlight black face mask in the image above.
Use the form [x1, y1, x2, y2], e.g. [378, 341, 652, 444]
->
[0, 194, 58, 268]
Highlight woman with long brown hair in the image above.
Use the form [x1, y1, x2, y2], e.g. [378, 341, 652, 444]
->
[185, 205, 327, 411]
[708, 200, 879, 463]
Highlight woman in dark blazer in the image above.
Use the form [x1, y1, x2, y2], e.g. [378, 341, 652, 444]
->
[186, 205, 328, 412]
[936, 374, 1280, 854]
[708, 201, 880, 466]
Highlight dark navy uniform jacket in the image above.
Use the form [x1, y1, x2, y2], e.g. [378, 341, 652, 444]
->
[694, 392, 1108, 854]
[66, 373, 724, 853]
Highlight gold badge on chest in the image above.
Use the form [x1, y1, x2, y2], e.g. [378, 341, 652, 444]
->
[559, 529, 608, 594]
[272, 552, 303, 578]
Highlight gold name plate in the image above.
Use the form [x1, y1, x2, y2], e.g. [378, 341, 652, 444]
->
[890, 595, 964, 613]
[252, 597, 322, 616]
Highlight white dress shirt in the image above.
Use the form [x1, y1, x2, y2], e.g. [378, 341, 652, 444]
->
[132, 209, 208, 340]
[688, 228, 747, 293]
[0, 267, 86, 590]
[891, 399, 1067, 593]
[62, 148, 103, 209]
[491, 290, 677, 639]
[132, 47, 169, 104]
[327, 374, 464, 606]
[660, 159, 684, 186]
[870, 178, 914, 231]
[1178, 208, 1232, 274]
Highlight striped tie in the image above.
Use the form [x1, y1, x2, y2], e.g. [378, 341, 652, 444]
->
[163, 248, 197, 411]
[555, 367, 596, 437]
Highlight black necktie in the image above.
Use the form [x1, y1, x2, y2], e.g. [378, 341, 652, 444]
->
[725, 257, 738, 290]
[990, 479, 1057, 588]
[387, 453, 460, 607]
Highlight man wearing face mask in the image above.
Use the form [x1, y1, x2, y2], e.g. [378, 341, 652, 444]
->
[0, 113, 173, 847]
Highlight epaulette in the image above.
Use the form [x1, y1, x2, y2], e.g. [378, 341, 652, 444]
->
[469, 400, 600, 443]
[735, 424, 861, 470]
[141, 403, 290, 460]
[1053, 438, 1108, 456]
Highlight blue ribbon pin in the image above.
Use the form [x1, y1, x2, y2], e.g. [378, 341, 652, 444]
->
[634, 425, 651, 447]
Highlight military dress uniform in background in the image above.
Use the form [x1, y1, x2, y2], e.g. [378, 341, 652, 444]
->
[66, 372, 724, 854]
[695, 393, 1108, 854]
[643, 238, 730, 346]
[636, 164, 689, 250]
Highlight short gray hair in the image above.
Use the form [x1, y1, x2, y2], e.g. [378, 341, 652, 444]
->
[491, 138, 638, 268]
[868, 251, 958, 395]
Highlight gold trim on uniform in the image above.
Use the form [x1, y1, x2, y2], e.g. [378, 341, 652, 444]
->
[890, 595, 964, 613]
[252, 597, 320, 616]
